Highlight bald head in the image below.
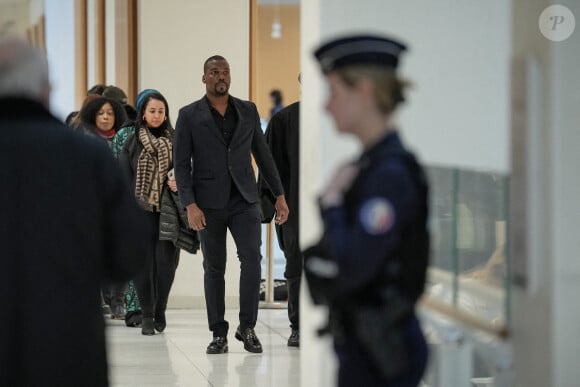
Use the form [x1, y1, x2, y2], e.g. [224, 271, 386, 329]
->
[0, 37, 50, 106]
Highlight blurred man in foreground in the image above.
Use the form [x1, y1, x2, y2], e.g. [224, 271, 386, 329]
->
[0, 37, 148, 386]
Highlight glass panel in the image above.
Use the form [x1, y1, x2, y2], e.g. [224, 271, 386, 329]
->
[422, 166, 512, 386]
[425, 166, 510, 326]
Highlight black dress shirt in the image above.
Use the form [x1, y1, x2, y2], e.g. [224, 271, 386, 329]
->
[205, 96, 238, 146]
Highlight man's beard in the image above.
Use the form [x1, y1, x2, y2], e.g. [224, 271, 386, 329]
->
[215, 83, 229, 96]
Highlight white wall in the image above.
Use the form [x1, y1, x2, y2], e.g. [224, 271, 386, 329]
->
[105, 0, 116, 84]
[512, 0, 580, 386]
[300, 1, 511, 386]
[44, 0, 76, 121]
[509, 0, 580, 386]
[316, 0, 511, 176]
[552, 2, 580, 379]
[138, 0, 251, 308]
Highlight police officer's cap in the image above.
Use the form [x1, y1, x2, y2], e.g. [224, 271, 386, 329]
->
[314, 34, 407, 73]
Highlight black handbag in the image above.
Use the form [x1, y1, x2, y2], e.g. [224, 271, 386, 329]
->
[258, 175, 276, 223]
[159, 186, 200, 254]
[174, 227, 199, 254]
[259, 189, 276, 223]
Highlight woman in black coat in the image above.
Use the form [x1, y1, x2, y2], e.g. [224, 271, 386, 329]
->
[120, 91, 180, 335]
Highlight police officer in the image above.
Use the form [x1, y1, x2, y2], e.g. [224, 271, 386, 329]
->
[309, 35, 430, 386]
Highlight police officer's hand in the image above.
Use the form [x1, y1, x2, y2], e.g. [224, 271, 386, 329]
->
[320, 163, 360, 208]
[274, 195, 289, 225]
[186, 203, 206, 231]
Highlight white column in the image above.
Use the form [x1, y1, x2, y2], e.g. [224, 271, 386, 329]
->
[511, 1, 580, 386]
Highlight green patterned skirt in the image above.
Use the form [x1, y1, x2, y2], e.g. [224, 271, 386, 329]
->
[124, 280, 142, 327]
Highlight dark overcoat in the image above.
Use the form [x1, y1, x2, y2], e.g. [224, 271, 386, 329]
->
[0, 98, 148, 387]
[262, 101, 300, 235]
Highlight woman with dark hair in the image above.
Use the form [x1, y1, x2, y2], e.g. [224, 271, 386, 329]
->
[120, 91, 179, 335]
[78, 96, 127, 147]
[76, 96, 129, 319]
[112, 88, 160, 328]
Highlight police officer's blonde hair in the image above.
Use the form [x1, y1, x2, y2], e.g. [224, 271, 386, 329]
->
[335, 65, 410, 114]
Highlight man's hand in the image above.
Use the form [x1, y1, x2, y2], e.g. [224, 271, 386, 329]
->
[274, 195, 289, 225]
[167, 179, 178, 193]
[186, 203, 206, 231]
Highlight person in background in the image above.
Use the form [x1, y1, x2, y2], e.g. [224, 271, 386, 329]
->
[120, 91, 179, 336]
[261, 76, 301, 347]
[0, 37, 148, 386]
[269, 88, 284, 119]
[65, 83, 106, 126]
[76, 95, 129, 321]
[173, 55, 289, 354]
[112, 88, 160, 327]
[72, 94, 128, 317]
[112, 89, 159, 159]
[63, 87, 131, 320]
[102, 85, 137, 124]
[79, 96, 127, 148]
[307, 34, 430, 386]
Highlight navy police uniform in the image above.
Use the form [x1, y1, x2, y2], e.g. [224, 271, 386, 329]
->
[321, 132, 429, 387]
[308, 35, 430, 387]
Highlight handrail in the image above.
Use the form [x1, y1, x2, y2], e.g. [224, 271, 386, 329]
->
[419, 295, 510, 340]
[428, 267, 504, 304]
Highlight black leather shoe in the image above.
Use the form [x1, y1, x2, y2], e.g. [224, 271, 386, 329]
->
[154, 311, 166, 332]
[287, 329, 300, 347]
[206, 336, 228, 354]
[235, 326, 263, 353]
[141, 317, 155, 336]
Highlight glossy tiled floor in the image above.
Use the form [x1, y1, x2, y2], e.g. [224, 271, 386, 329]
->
[106, 308, 300, 387]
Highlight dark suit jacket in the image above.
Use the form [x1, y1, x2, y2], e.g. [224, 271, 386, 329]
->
[0, 98, 148, 387]
[174, 95, 284, 209]
[260, 101, 300, 231]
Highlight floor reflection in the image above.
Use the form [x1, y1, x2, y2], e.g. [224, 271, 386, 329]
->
[107, 309, 300, 387]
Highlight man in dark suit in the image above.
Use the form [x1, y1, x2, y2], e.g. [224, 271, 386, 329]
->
[174, 55, 289, 354]
[0, 37, 148, 386]
[262, 99, 301, 347]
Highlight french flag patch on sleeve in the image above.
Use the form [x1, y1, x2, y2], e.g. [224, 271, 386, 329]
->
[359, 197, 395, 235]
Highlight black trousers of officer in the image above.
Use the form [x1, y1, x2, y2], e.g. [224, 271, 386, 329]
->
[198, 187, 262, 337]
[275, 222, 302, 330]
[134, 210, 179, 319]
[335, 316, 428, 387]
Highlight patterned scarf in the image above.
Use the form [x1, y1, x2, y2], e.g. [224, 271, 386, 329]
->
[135, 127, 172, 212]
